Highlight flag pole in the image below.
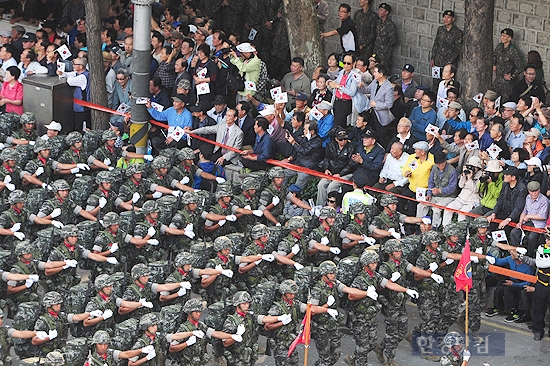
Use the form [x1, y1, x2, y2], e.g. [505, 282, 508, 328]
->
[464, 287, 469, 350]
[303, 303, 311, 366]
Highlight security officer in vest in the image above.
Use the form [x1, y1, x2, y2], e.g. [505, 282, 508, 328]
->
[0, 189, 28, 250]
[85, 330, 154, 366]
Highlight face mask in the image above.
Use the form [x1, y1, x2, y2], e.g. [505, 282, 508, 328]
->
[305, 132, 311, 140]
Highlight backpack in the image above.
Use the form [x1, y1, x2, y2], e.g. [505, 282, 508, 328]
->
[158, 304, 183, 334]
[63, 337, 89, 366]
[66, 283, 91, 337]
[68, 175, 94, 208]
[12, 301, 40, 357]
[82, 130, 102, 157]
[111, 318, 139, 351]
[226, 66, 245, 92]
[336, 256, 360, 286]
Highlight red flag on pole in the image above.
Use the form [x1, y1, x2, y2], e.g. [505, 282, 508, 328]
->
[454, 239, 473, 292]
[287, 303, 312, 357]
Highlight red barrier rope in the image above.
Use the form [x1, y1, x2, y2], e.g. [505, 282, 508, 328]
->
[74, 98, 545, 235]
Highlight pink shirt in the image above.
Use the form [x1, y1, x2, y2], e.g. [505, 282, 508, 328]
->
[1, 81, 23, 115]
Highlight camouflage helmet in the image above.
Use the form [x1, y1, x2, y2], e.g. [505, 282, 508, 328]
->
[241, 177, 260, 191]
[472, 217, 490, 229]
[95, 171, 112, 184]
[102, 129, 117, 141]
[182, 298, 203, 314]
[8, 190, 26, 204]
[380, 194, 399, 206]
[61, 224, 78, 238]
[126, 163, 146, 176]
[1, 147, 18, 161]
[443, 331, 464, 347]
[42, 291, 63, 307]
[232, 291, 252, 306]
[287, 216, 306, 231]
[131, 263, 151, 279]
[251, 224, 269, 239]
[182, 191, 199, 205]
[423, 230, 441, 245]
[65, 131, 82, 146]
[44, 351, 65, 366]
[268, 166, 285, 179]
[318, 206, 337, 219]
[360, 250, 380, 266]
[92, 330, 111, 344]
[139, 313, 158, 330]
[142, 200, 159, 214]
[51, 179, 70, 191]
[34, 139, 52, 153]
[179, 147, 195, 160]
[349, 201, 367, 215]
[175, 251, 193, 267]
[102, 212, 120, 227]
[94, 274, 113, 289]
[19, 111, 36, 124]
[443, 223, 462, 238]
[319, 260, 337, 275]
[382, 239, 402, 254]
[15, 240, 32, 256]
[279, 279, 299, 294]
[213, 236, 232, 251]
[151, 156, 171, 170]
[215, 189, 232, 200]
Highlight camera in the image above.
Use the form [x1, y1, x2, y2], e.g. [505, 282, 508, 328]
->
[479, 173, 493, 183]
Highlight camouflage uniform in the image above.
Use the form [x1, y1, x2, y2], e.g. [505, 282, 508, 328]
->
[241, 225, 278, 290]
[0, 204, 29, 250]
[169, 206, 208, 253]
[46, 242, 90, 293]
[344, 216, 372, 258]
[36, 194, 83, 226]
[277, 218, 308, 279]
[128, 210, 166, 265]
[85, 185, 123, 218]
[204, 237, 239, 305]
[373, 17, 397, 71]
[34, 292, 75, 356]
[232, 179, 262, 232]
[58, 135, 88, 185]
[308, 223, 345, 266]
[354, 7, 378, 59]
[208, 199, 238, 236]
[118, 176, 157, 208]
[492, 41, 523, 102]
[84, 275, 120, 336]
[0, 321, 15, 365]
[431, 24, 463, 67]
[439, 332, 464, 366]
[167, 148, 198, 188]
[8, 242, 45, 307]
[162, 255, 201, 307]
[92, 226, 125, 275]
[130, 315, 164, 366]
[121, 283, 156, 321]
[259, 183, 292, 224]
[0, 150, 22, 191]
[372, 209, 405, 245]
[22, 154, 59, 185]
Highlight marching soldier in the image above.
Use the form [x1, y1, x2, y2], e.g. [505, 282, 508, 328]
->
[0, 307, 45, 365]
[0, 148, 22, 192]
[205, 189, 256, 237]
[85, 171, 135, 217]
[0, 190, 28, 250]
[85, 330, 155, 366]
[232, 177, 264, 232]
[128, 314, 163, 366]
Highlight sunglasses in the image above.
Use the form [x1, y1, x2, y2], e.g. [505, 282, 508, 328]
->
[343, 61, 353, 65]
[327, 199, 337, 203]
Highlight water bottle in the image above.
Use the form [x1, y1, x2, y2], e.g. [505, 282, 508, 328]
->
[146, 140, 152, 164]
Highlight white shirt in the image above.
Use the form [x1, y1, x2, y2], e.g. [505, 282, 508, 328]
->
[379, 151, 410, 187]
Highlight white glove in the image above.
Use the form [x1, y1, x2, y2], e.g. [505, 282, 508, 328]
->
[51, 220, 64, 229]
[291, 244, 300, 255]
[14, 231, 25, 240]
[184, 223, 193, 232]
[108, 167, 114, 171]
[102, 309, 113, 319]
[103, 158, 111, 166]
[406, 289, 419, 299]
[429, 262, 438, 272]
[366, 285, 378, 300]
[10, 222, 21, 232]
[48, 329, 58, 340]
[98, 197, 107, 208]
[327, 295, 335, 306]
[236, 324, 246, 336]
[360, 236, 376, 245]
[184, 230, 195, 239]
[327, 309, 339, 319]
[486, 256, 495, 265]
[140, 299, 154, 308]
[320, 237, 329, 245]
[221, 269, 233, 278]
[89, 310, 103, 318]
[475, 247, 483, 254]
[272, 196, 280, 206]
[42, 183, 52, 190]
[177, 287, 186, 297]
[254, 259, 262, 265]
[262, 254, 275, 262]
[226, 214, 237, 222]
[141, 345, 155, 354]
[110, 243, 119, 253]
[180, 281, 192, 290]
[147, 239, 159, 246]
[216, 177, 226, 184]
[77, 163, 90, 171]
[132, 192, 140, 203]
[329, 247, 341, 255]
[147, 226, 156, 237]
[51, 208, 61, 218]
[171, 190, 182, 197]
[28, 141, 35, 146]
[278, 314, 292, 325]
[106, 257, 118, 265]
[462, 350, 471, 362]
[152, 192, 163, 199]
[192, 330, 205, 338]
[180, 176, 190, 185]
[25, 279, 34, 288]
[294, 262, 304, 270]
[5, 183, 15, 191]
[445, 259, 454, 265]
[244, 205, 251, 210]
[29, 274, 39, 282]
[390, 272, 401, 282]
[143, 155, 154, 161]
[3, 175, 11, 183]
[36, 331, 48, 340]
[35, 167, 44, 176]
[516, 247, 527, 255]
[388, 228, 401, 239]
[252, 209, 263, 217]
[64, 259, 78, 268]
[218, 219, 226, 227]
[231, 334, 243, 342]
[470, 256, 479, 263]
[430, 273, 444, 284]
[146, 351, 156, 360]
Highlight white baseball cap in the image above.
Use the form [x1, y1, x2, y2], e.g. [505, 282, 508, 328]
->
[259, 105, 275, 116]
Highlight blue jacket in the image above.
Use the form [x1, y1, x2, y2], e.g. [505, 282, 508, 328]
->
[410, 106, 437, 141]
[492, 255, 535, 287]
[253, 132, 274, 162]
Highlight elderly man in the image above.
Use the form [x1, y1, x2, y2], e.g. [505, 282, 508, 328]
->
[57, 56, 89, 131]
[350, 129, 385, 187]
[386, 117, 419, 155]
[146, 94, 192, 150]
[284, 120, 324, 189]
[375, 141, 409, 192]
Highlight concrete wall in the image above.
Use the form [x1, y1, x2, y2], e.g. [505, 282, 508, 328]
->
[322, 0, 550, 87]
